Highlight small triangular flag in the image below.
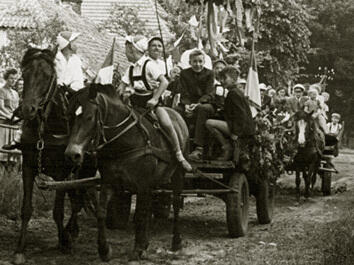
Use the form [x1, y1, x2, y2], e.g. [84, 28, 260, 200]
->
[95, 38, 115, 85]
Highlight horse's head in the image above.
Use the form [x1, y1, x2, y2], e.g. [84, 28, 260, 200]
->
[21, 48, 56, 120]
[65, 84, 127, 165]
[294, 110, 314, 147]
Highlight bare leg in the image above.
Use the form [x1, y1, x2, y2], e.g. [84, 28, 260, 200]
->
[155, 107, 192, 172]
[14, 165, 35, 265]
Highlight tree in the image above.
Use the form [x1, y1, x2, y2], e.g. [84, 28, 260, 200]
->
[304, 0, 354, 143]
[161, 0, 311, 88]
[0, 13, 64, 73]
[102, 4, 154, 36]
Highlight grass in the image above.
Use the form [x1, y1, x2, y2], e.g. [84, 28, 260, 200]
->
[0, 161, 54, 220]
[322, 206, 354, 265]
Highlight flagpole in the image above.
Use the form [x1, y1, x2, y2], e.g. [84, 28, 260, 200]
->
[154, 0, 168, 76]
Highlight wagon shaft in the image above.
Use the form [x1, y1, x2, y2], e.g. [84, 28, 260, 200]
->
[38, 176, 101, 190]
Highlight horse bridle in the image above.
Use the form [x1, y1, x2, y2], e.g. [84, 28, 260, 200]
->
[22, 51, 58, 123]
[88, 97, 138, 151]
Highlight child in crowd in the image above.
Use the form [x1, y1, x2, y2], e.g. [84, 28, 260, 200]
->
[304, 88, 329, 134]
[327, 113, 342, 138]
[205, 66, 255, 160]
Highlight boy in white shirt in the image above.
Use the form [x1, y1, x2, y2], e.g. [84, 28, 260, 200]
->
[55, 31, 85, 94]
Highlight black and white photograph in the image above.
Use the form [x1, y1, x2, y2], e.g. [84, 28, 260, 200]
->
[0, 0, 353, 264]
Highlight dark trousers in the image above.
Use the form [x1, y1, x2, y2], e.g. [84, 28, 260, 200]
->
[194, 104, 215, 147]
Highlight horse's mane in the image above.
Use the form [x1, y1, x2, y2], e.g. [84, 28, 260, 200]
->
[21, 48, 56, 69]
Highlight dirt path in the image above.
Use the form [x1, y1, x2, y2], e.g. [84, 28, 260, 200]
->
[0, 150, 353, 265]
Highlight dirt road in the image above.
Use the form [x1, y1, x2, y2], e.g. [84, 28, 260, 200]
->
[0, 150, 354, 265]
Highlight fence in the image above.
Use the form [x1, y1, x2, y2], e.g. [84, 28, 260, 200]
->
[0, 123, 21, 163]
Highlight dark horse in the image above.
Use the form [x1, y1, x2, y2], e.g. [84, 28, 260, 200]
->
[293, 110, 323, 200]
[65, 84, 187, 261]
[14, 48, 97, 264]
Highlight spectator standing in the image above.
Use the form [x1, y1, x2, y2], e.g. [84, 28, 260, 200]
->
[0, 69, 20, 161]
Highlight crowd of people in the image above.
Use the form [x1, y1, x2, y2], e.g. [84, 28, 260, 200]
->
[0, 31, 343, 170]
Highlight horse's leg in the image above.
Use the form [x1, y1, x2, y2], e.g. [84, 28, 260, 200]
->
[130, 192, 152, 261]
[53, 190, 67, 252]
[14, 165, 35, 265]
[303, 170, 310, 199]
[295, 170, 301, 202]
[62, 189, 83, 250]
[171, 170, 183, 252]
[97, 183, 113, 262]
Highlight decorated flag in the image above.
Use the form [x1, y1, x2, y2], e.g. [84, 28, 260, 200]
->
[95, 38, 115, 85]
[245, 41, 261, 118]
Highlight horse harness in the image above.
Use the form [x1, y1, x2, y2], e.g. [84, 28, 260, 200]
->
[91, 97, 172, 163]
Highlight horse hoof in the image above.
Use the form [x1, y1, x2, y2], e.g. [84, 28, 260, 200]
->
[127, 261, 141, 265]
[60, 232, 73, 254]
[171, 237, 182, 252]
[128, 250, 143, 261]
[99, 244, 112, 262]
[13, 253, 26, 265]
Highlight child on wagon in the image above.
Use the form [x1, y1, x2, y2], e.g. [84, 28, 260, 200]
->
[179, 49, 215, 161]
[118, 35, 192, 172]
[303, 88, 329, 134]
[327, 113, 342, 138]
[205, 66, 255, 161]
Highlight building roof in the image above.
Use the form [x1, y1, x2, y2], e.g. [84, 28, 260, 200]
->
[81, 0, 173, 42]
[0, 0, 47, 28]
[0, 0, 130, 78]
[0, 0, 14, 10]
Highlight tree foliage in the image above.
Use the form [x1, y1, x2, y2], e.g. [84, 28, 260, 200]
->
[0, 13, 64, 74]
[161, 0, 311, 88]
[304, 0, 354, 140]
[103, 4, 154, 36]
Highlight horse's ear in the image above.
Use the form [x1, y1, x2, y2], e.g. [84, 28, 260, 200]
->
[52, 44, 58, 56]
[89, 83, 97, 99]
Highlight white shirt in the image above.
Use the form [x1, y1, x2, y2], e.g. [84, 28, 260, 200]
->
[179, 48, 213, 70]
[55, 51, 84, 91]
[122, 55, 165, 95]
[327, 122, 342, 135]
[214, 80, 228, 97]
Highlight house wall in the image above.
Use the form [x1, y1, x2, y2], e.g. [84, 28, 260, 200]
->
[0, 30, 8, 48]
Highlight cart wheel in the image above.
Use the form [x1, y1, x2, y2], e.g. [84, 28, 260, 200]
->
[256, 178, 274, 224]
[322, 172, 332, 196]
[226, 172, 249, 237]
[152, 193, 171, 219]
[106, 192, 132, 230]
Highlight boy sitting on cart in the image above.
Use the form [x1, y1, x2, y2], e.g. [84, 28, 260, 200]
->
[205, 66, 255, 161]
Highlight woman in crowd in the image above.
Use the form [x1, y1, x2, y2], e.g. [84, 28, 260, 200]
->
[0, 69, 20, 161]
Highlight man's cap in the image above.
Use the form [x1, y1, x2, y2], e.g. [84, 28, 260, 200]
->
[331, 113, 341, 119]
[309, 83, 322, 93]
[259, 83, 267, 91]
[237, 77, 246, 84]
[213, 59, 227, 67]
[148, 36, 163, 46]
[293, 84, 305, 91]
[125, 35, 148, 53]
[57, 31, 81, 50]
[308, 87, 319, 95]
